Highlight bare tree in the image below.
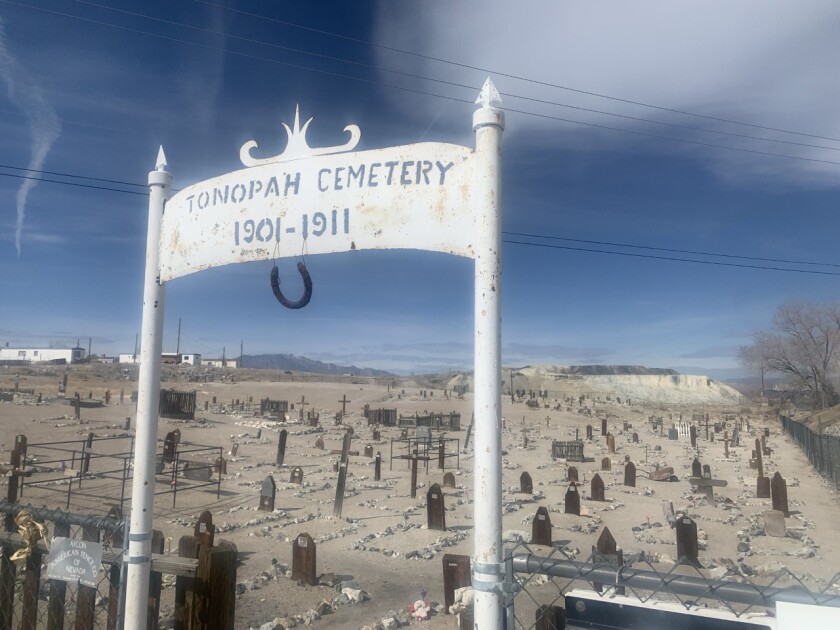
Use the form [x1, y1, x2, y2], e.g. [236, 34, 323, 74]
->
[741, 301, 840, 408]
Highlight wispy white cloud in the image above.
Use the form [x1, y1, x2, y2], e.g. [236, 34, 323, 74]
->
[375, 1, 840, 185]
[0, 16, 61, 256]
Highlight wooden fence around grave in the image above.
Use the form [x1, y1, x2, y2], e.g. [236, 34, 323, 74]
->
[364, 407, 398, 426]
[159, 390, 197, 420]
[551, 440, 585, 462]
[396, 412, 462, 431]
[260, 398, 289, 415]
[0, 502, 236, 630]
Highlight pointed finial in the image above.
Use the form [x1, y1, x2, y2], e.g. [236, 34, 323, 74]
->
[155, 146, 168, 171]
[475, 77, 502, 108]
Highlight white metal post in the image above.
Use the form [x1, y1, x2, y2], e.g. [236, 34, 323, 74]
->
[124, 147, 170, 630]
[472, 78, 505, 629]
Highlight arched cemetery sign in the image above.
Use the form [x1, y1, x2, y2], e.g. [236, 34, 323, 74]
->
[126, 79, 505, 630]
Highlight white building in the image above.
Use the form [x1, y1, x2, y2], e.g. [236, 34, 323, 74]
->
[203, 358, 239, 369]
[0, 347, 86, 364]
[121, 353, 201, 366]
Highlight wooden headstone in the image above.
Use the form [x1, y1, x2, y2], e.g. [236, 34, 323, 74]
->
[535, 606, 566, 630]
[214, 456, 226, 475]
[314, 438, 325, 450]
[601, 457, 611, 471]
[520, 471, 533, 494]
[194, 511, 215, 549]
[427, 483, 446, 531]
[276, 429, 288, 466]
[624, 462, 636, 487]
[364, 444, 374, 458]
[374, 452, 381, 481]
[443, 472, 456, 488]
[691, 458, 702, 478]
[593, 526, 625, 595]
[590, 473, 605, 502]
[771, 471, 789, 517]
[290, 466, 303, 484]
[442, 554, 471, 612]
[586, 425, 593, 439]
[531, 506, 552, 546]
[632, 432, 639, 443]
[601, 418, 607, 436]
[607, 434, 615, 454]
[690, 425, 697, 448]
[163, 431, 177, 464]
[564, 483, 580, 515]
[567, 466, 579, 483]
[259, 475, 276, 511]
[333, 432, 352, 517]
[675, 516, 700, 567]
[291, 533, 316, 586]
[702, 464, 711, 479]
[756, 476, 770, 498]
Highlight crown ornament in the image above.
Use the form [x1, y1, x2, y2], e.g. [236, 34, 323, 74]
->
[240, 106, 362, 167]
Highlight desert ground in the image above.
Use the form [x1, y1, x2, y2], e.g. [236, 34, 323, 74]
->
[1, 364, 838, 629]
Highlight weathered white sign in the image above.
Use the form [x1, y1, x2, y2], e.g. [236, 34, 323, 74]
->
[159, 109, 476, 282]
[46, 537, 102, 588]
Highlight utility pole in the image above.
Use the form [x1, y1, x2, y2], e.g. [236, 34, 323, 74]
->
[221, 346, 226, 367]
[133, 333, 139, 361]
[240, 340, 244, 369]
[175, 317, 181, 356]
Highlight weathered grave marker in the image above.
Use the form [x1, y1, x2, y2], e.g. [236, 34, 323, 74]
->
[650, 466, 675, 482]
[691, 458, 702, 478]
[291, 533, 316, 586]
[535, 606, 566, 630]
[724, 432, 729, 458]
[764, 510, 786, 537]
[276, 429, 288, 466]
[675, 516, 700, 567]
[333, 432, 352, 517]
[668, 428, 678, 440]
[690, 425, 697, 448]
[601, 457, 611, 471]
[374, 453, 381, 481]
[194, 511, 215, 549]
[442, 554, 471, 612]
[601, 418, 607, 436]
[690, 476, 726, 503]
[564, 483, 580, 515]
[163, 431, 177, 464]
[771, 471, 789, 517]
[586, 424, 593, 439]
[214, 456, 226, 475]
[315, 438, 325, 450]
[531, 506, 552, 546]
[427, 483, 446, 531]
[632, 432, 639, 444]
[290, 466, 303, 484]
[756, 476, 771, 498]
[624, 461, 636, 487]
[338, 394, 352, 418]
[702, 464, 711, 479]
[364, 444, 374, 458]
[590, 473, 605, 502]
[593, 526, 624, 595]
[259, 476, 276, 511]
[373, 429, 381, 441]
[606, 433, 616, 454]
[567, 466, 578, 483]
[443, 471, 456, 488]
[410, 453, 419, 498]
[230, 442, 239, 457]
[520, 471, 533, 494]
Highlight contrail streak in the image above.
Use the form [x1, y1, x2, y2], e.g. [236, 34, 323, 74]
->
[0, 16, 61, 256]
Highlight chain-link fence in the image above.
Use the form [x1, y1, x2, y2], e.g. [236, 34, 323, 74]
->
[780, 415, 840, 490]
[504, 540, 840, 629]
[0, 502, 125, 630]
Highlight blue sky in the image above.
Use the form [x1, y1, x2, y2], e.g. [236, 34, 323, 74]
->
[2, 1, 840, 378]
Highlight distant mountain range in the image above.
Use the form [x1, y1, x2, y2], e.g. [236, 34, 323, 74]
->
[241, 353, 393, 377]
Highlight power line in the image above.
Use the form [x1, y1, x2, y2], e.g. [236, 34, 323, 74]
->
[187, 0, 840, 145]
[503, 231, 840, 269]
[8, 0, 840, 168]
[0, 170, 147, 195]
[66, 0, 840, 154]
[0, 163, 147, 188]
[502, 239, 840, 277]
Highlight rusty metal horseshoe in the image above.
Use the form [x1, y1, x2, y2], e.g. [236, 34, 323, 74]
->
[270, 262, 312, 309]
